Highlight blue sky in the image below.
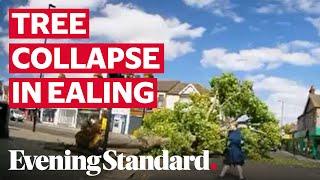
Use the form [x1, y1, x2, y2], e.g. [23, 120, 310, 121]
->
[1, 0, 320, 124]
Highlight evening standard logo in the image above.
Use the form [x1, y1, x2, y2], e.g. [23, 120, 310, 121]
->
[9, 150, 212, 176]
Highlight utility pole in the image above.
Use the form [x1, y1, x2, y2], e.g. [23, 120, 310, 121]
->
[102, 74, 124, 152]
[102, 108, 112, 152]
[279, 100, 285, 128]
[33, 3, 56, 132]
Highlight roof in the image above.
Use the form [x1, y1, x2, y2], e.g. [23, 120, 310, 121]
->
[158, 80, 180, 92]
[299, 93, 320, 118]
[309, 93, 320, 108]
[158, 80, 209, 95]
[168, 82, 187, 94]
[193, 83, 210, 94]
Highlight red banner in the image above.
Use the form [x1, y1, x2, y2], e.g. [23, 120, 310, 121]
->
[9, 43, 164, 73]
[9, 8, 89, 38]
[9, 78, 158, 108]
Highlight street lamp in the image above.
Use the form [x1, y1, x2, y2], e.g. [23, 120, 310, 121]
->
[33, 4, 56, 132]
[39, 4, 56, 79]
[49, 4, 56, 8]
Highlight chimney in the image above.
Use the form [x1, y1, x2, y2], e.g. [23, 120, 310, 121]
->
[309, 85, 316, 94]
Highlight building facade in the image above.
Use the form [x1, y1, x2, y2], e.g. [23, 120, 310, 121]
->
[37, 80, 208, 135]
[294, 86, 320, 159]
[157, 80, 209, 109]
[40, 108, 100, 128]
[0, 82, 8, 102]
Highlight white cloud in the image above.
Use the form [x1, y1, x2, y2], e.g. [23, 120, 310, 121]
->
[278, 40, 318, 50]
[4, 0, 107, 21]
[24, 0, 106, 10]
[256, 4, 283, 14]
[282, 0, 320, 14]
[1, 0, 108, 51]
[256, 0, 320, 15]
[182, 0, 244, 23]
[90, 3, 205, 60]
[0, 36, 71, 55]
[201, 48, 264, 71]
[306, 17, 320, 36]
[275, 21, 291, 26]
[249, 25, 260, 32]
[211, 25, 227, 34]
[2, 2, 205, 60]
[247, 74, 309, 124]
[44, 73, 107, 78]
[200, 40, 319, 71]
[183, 0, 214, 8]
[0, 37, 39, 54]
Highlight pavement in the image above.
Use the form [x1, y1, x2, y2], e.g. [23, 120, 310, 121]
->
[129, 152, 320, 180]
[9, 120, 141, 148]
[1, 121, 320, 180]
[0, 124, 138, 180]
[280, 150, 320, 163]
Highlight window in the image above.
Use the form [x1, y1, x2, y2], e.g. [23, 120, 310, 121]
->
[42, 109, 57, 123]
[180, 94, 190, 103]
[158, 94, 165, 107]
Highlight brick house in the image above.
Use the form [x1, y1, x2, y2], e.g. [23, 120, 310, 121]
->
[295, 86, 320, 159]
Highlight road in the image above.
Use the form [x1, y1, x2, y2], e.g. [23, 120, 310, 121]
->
[1, 124, 320, 180]
[9, 121, 141, 148]
[0, 124, 137, 180]
[129, 156, 320, 180]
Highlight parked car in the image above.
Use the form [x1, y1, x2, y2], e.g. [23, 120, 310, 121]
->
[10, 109, 25, 122]
[0, 102, 9, 138]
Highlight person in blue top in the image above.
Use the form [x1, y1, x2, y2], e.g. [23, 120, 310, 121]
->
[219, 122, 245, 180]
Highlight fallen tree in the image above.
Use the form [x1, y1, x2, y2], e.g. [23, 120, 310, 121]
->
[134, 73, 281, 159]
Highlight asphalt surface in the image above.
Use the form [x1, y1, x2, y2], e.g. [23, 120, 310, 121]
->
[129, 159, 320, 180]
[1, 124, 320, 180]
[0, 126, 136, 180]
[9, 120, 141, 148]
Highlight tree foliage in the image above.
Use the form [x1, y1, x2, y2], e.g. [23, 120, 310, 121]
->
[210, 73, 276, 124]
[134, 94, 224, 155]
[282, 123, 295, 134]
[134, 73, 281, 159]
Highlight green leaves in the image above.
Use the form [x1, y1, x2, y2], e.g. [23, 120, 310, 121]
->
[210, 73, 276, 123]
[135, 73, 281, 159]
[134, 93, 223, 156]
[210, 73, 281, 158]
[241, 122, 281, 159]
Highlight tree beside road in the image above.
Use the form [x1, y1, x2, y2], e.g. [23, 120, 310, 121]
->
[134, 73, 281, 159]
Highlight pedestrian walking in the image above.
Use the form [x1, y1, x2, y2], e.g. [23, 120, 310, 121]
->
[219, 122, 245, 180]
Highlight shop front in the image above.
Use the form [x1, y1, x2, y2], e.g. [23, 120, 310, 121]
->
[40, 108, 78, 128]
